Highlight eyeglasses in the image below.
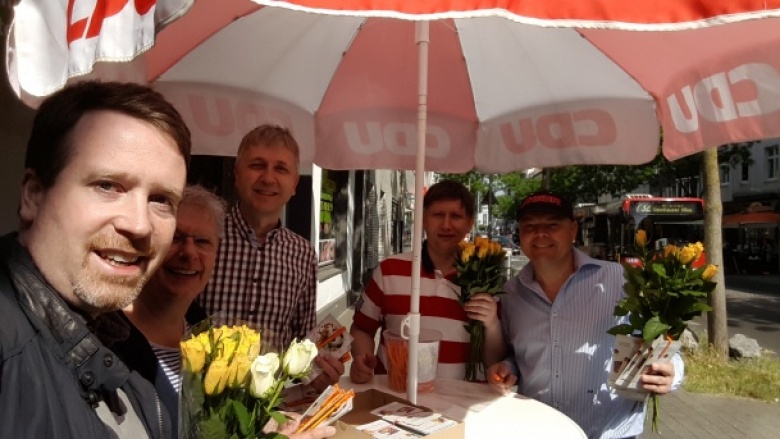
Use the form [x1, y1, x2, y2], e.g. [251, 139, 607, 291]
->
[171, 231, 218, 252]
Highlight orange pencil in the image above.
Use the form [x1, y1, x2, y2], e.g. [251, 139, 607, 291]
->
[297, 385, 342, 433]
[299, 388, 352, 432]
[317, 326, 346, 349]
[307, 390, 354, 431]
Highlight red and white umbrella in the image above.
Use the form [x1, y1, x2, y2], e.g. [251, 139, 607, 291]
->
[8, 0, 780, 402]
[9, 1, 780, 171]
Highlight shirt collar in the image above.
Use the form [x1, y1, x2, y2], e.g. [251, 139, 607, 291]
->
[518, 246, 605, 285]
[421, 240, 435, 274]
[232, 203, 282, 247]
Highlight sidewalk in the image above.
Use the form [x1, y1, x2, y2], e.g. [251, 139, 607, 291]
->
[642, 389, 780, 439]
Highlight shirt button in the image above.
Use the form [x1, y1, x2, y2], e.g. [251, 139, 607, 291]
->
[103, 354, 114, 367]
[81, 372, 95, 386]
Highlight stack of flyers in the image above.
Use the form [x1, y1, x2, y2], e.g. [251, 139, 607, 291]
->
[296, 384, 354, 433]
[609, 336, 681, 401]
[369, 402, 458, 436]
[355, 420, 423, 438]
[304, 315, 353, 381]
[607, 335, 644, 387]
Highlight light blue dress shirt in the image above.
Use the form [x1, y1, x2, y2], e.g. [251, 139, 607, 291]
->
[500, 248, 683, 439]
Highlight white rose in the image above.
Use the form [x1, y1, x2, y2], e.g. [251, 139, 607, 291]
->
[249, 352, 280, 398]
[283, 339, 318, 377]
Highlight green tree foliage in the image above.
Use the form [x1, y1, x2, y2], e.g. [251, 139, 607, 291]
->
[435, 141, 753, 224]
[437, 171, 540, 222]
[547, 141, 754, 201]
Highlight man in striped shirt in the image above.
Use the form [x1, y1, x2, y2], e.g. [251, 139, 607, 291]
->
[488, 191, 683, 439]
[198, 125, 343, 392]
[349, 180, 505, 384]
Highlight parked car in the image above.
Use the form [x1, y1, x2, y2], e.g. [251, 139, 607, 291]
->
[494, 235, 521, 255]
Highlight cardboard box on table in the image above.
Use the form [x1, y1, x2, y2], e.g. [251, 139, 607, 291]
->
[332, 389, 465, 439]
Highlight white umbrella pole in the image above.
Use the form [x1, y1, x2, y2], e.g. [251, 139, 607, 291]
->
[407, 20, 429, 404]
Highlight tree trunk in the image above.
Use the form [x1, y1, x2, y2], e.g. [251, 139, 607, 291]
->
[702, 147, 729, 358]
[542, 168, 551, 190]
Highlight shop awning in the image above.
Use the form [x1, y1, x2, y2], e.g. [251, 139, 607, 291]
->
[722, 212, 780, 228]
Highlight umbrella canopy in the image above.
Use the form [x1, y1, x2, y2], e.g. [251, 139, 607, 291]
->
[9, 1, 780, 172]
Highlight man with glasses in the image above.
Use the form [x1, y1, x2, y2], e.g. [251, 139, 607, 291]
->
[487, 190, 683, 439]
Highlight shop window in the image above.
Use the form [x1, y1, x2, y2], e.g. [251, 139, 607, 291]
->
[766, 145, 779, 180]
[719, 164, 730, 186]
[319, 170, 349, 269]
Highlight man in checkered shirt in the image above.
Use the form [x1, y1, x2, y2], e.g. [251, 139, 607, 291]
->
[198, 125, 343, 391]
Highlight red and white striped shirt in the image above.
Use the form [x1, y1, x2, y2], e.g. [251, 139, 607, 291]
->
[352, 243, 470, 380]
[199, 204, 317, 350]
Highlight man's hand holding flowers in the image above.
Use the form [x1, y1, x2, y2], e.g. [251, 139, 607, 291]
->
[463, 293, 505, 368]
[640, 362, 675, 395]
[262, 412, 336, 439]
[455, 237, 507, 381]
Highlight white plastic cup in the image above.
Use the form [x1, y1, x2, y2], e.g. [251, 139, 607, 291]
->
[383, 329, 442, 393]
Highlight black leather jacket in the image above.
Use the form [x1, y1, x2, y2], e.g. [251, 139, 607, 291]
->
[0, 234, 172, 439]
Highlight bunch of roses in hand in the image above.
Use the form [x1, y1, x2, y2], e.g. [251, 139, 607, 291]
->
[607, 230, 717, 432]
[608, 230, 717, 343]
[180, 319, 318, 439]
[455, 236, 507, 382]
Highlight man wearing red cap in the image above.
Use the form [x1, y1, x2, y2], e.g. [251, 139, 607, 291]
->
[487, 190, 683, 439]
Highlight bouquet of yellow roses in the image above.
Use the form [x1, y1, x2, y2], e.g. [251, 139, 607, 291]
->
[607, 230, 718, 432]
[607, 230, 717, 343]
[180, 316, 318, 439]
[455, 236, 507, 382]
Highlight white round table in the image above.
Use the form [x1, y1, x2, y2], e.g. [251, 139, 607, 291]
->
[340, 376, 587, 438]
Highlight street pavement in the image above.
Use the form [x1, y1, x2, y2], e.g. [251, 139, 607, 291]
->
[685, 275, 780, 357]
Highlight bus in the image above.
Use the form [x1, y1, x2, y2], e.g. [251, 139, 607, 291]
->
[574, 194, 706, 267]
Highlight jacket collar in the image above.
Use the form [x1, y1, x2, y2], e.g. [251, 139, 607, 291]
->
[0, 233, 131, 395]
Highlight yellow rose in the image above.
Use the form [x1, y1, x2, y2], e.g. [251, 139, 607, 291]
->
[283, 339, 318, 377]
[635, 230, 647, 248]
[474, 236, 489, 248]
[203, 359, 230, 396]
[678, 245, 697, 265]
[477, 244, 489, 259]
[702, 264, 718, 280]
[180, 338, 206, 374]
[236, 329, 261, 357]
[460, 243, 475, 263]
[196, 332, 212, 355]
[250, 352, 280, 398]
[227, 356, 252, 389]
[491, 241, 503, 255]
[209, 326, 226, 347]
[692, 242, 705, 262]
[664, 244, 678, 258]
[217, 337, 239, 362]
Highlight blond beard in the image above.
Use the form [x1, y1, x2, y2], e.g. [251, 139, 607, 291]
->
[73, 234, 155, 312]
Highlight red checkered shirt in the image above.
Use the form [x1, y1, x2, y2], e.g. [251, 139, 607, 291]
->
[198, 204, 317, 349]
